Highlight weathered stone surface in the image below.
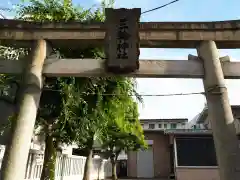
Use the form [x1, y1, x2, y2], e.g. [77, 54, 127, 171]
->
[0, 19, 240, 48]
[0, 19, 240, 30]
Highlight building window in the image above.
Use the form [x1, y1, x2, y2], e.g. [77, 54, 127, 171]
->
[158, 124, 162, 128]
[164, 124, 168, 129]
[176, 137, 217, 166]
[141, 123, 144, 128]
[148, 124, 155, 129]
[171, 123, 177, 129]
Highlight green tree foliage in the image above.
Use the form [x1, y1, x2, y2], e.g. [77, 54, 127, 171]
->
[101, 101, 147, 180]
[63, 75, 143, 180]
[13, 1, 115, 180]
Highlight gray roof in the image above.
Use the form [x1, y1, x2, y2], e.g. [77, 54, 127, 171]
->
[195, 105, 240, 124]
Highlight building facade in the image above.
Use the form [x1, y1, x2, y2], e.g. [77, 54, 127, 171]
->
[127, 118, 192, 179]
[140, 118, 188, 131]
[127, 106, 240, 180]
[127, 130, 220, 180]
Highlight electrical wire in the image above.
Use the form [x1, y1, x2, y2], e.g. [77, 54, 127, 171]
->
[42, 88, 205, 97]
[0, 0, 182, 14]
[81, 92, 205, 96]
[0, 0, 181, 18]
[141, 0, 180, 14]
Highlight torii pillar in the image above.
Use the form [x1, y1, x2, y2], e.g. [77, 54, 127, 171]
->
[197, 41, 240, 180]
[0, 40, 48, 180]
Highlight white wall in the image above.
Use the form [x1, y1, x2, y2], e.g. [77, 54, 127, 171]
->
[141, 121, 187, 130]
[118, 151, 127, 160]
[0, 147, 110, 180]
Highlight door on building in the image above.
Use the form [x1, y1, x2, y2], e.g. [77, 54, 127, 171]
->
[137, 146, 154, 178]
[117, 160, 127, 178]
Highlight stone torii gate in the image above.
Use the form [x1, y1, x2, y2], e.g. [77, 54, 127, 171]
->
[0, 8, 240, 180]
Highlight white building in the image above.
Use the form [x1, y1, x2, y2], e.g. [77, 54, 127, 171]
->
[140, 118, 188, 131]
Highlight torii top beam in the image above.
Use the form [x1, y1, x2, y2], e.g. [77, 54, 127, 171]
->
[0, 19, 240, 48]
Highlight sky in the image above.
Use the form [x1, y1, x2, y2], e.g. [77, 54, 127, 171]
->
[1, 0, 240, 121]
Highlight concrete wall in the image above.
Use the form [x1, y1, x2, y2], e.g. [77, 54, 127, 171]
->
[175, 167, 219, 180]
[141, 120, 187, 131]
[127, 132, 171, 178]
[127, 151, 137, 177]
[173, 135, 220, 180]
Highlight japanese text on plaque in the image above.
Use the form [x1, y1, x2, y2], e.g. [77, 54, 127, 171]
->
[116, 17, 130, 59]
